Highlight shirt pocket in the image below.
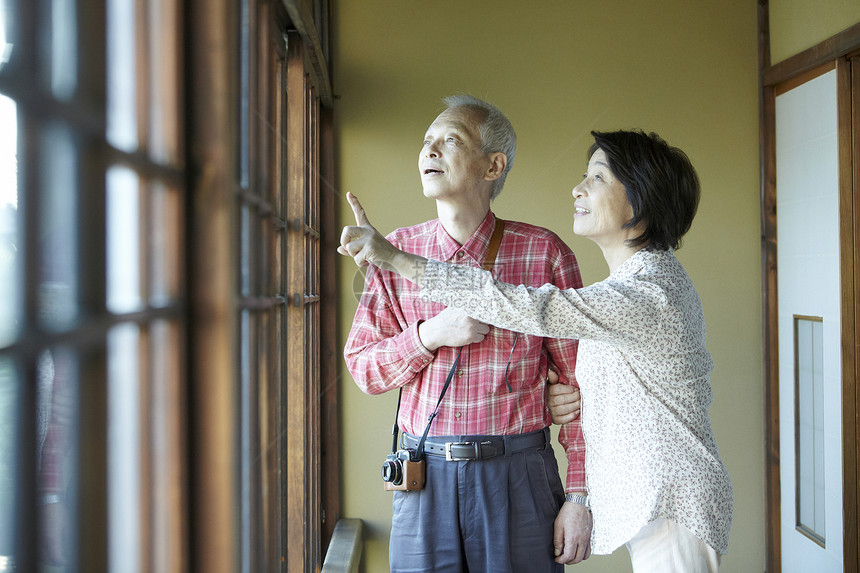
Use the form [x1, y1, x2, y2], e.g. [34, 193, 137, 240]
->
[490, 328, 540, 393]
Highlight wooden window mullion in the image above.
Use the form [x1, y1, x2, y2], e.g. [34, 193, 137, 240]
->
[285, 30, 308, 573]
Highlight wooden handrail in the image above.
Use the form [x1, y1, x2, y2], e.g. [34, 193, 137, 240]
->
[321, 518, 364, 573]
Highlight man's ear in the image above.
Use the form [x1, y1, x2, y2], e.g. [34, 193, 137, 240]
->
[483, 152, 507, 182]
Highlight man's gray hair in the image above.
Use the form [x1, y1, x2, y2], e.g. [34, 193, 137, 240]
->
[442, 95, 516, 199]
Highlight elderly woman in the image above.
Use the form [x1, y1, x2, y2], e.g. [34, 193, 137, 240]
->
[340, 130, 733, 572]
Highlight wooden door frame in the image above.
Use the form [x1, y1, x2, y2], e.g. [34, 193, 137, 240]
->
[759, 5, 860, 571]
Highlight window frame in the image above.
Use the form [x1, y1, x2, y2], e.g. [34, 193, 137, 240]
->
[188, 0, 338, 571]
[1, 0, 337, 570]
[0, 0, 189, 570]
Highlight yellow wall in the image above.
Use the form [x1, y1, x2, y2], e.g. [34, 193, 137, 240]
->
[769, 0, 860, 64]
[333, 2, 762, 571]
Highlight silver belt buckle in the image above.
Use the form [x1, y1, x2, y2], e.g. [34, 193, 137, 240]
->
[445, 441, 477, 461]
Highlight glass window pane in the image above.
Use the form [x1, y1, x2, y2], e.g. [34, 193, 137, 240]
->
[0, 0, 16, 73]
[49, 0, 77, 100]
[150, 319, 183, 570]
[240, 205, 250, 297]
[148, 0, 181, 164]
[0, 94, 18, 345]
[107, 167, 142, 314]
[0, 357, 18, 566]
[108, 323, 141, 573]
[795, 316, 825, 542]
[106, 0, 138, 152]
[37, 346, 78, 570]
[149, 183, 182, 306]
[39, 123, 79, 331]
[811, 320, 825, 537]
[239, 0, 249, 189]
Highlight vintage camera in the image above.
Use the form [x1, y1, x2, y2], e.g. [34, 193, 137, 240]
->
[381, 449, 425, 491]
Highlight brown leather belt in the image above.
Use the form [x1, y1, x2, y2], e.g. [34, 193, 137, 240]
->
[400, 428, 548, 461]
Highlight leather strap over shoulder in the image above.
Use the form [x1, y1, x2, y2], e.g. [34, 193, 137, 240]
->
[482, 219, 505, 271]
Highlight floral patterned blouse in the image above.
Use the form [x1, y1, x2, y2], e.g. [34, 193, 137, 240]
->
[420, 247, 733, 555]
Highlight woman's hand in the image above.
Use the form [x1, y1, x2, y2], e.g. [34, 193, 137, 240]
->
[339, 193, 429, 283]
[338, 192, 398, 269]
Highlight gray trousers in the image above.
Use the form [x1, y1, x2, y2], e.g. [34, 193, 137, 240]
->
[389, 428, 565, 573]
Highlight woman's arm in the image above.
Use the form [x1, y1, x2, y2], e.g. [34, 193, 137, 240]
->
[339, 193, 661, 345]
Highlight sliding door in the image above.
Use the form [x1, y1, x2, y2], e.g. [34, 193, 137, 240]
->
[761, 28, 860, 571]
[774, 66, 842, 572]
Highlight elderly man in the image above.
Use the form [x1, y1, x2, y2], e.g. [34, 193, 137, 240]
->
[344, 95, 591, 572]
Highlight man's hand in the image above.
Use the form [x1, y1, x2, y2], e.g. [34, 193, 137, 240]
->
[553, 500, 592, 565]
[418, 307, 489, 351]
[546, 369, 581, 424]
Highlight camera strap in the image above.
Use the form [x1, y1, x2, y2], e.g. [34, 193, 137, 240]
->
[390, 218, 506, 461]
[413, 347, 461, 459]
[389, 348, 461, 457]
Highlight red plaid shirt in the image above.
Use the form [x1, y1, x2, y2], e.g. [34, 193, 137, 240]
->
[345, 210, 586, 491]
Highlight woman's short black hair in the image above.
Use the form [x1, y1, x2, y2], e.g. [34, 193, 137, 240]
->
[588, 130, 700, 251]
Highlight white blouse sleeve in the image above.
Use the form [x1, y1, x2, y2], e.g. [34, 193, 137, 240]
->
[421, 258, 665, 347]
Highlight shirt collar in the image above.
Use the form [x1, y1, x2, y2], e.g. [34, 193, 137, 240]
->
[435, 210, 498, 265]
[612, 246, 665, 277]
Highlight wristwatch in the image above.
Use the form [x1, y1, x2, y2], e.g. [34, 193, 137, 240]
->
[565, 493, 590, 509]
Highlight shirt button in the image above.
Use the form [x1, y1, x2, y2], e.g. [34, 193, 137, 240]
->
[456, 251, 464, 258]
[457, 369, 463, 376]
[455, 412, 461, 419]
